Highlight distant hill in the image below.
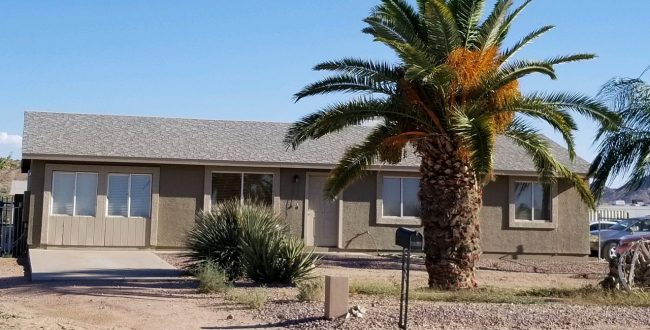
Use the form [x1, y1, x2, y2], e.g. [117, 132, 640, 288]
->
[601, 177, 650, 204]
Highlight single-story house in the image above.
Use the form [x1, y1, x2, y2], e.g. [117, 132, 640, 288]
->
[21, 111, 590, 257]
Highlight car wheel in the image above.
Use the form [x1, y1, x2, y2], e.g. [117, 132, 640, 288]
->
[602, 242, 618, 261]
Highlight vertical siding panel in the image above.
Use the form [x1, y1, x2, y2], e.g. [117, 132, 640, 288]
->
[78, 218, 87, 246]
[85, 218, 94, 246]
[62, 218, 72, 245]
[70, 217, 79, 246]
[104, 218, 114, 246]
[127, 219, 136, 246]
[136, 220, 145, 246]
[120, 219, 129, 246]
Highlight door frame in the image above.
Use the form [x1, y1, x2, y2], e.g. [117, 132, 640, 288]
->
[303, 172, 343, 248]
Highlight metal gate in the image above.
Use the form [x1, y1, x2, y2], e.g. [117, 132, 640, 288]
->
[0, 195, 27, 257]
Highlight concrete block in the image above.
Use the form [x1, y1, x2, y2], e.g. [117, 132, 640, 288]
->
[324, 275, 348, 319]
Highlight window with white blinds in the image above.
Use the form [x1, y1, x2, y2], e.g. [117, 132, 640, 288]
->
[51, 171, 98, 216]
[107, 173, 152, 218]
[130, 174, 152, 218]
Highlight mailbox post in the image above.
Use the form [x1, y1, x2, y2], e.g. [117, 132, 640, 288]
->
[395, 227, 423, 330]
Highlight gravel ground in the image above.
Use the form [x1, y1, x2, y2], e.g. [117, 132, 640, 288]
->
[254, 299, 650, 330]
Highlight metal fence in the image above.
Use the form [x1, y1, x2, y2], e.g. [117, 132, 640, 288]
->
[589, 205, 650, 222]
[0, 195, 27, 257]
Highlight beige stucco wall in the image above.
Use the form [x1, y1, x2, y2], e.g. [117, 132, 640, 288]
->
[25, 161, 589, 255]
[341, 173, 589, 255]
[342, 172, 421, 250]
[480, 176, 589, 256]
[156, 164, 205, 248]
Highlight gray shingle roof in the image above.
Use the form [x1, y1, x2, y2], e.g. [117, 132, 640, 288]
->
[22, 111, 590, 174]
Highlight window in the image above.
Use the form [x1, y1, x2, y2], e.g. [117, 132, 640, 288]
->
[211, 172, 273, 206]
[382, 177, 420, 218]
[514, 182, 551, 221]
[51, 171, 98, 216]
[107, 174, 152, 218]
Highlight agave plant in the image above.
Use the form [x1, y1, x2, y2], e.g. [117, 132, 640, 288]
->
[286, 0, 618, 289]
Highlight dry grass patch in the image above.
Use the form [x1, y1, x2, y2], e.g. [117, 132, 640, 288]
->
[296, 278, 324, 302]
[349, 281, 650, 307]
[225, 287, 268, 310]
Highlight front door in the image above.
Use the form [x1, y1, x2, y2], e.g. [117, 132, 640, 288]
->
[306, 174, 338, 247]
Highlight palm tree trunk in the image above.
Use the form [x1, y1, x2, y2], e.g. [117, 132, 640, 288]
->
[418, 138, 482, 289]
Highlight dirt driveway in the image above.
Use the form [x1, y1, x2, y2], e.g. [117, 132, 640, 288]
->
[0, 255, 647, 330]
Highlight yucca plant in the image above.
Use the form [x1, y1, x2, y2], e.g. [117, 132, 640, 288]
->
[286, 0, 618, 289]
[185, 199, 244, 280]
[240, 208, 320, 284]
[186, 200, 320, 284]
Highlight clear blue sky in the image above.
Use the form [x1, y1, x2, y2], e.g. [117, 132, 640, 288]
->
[1, 0, 648, 179]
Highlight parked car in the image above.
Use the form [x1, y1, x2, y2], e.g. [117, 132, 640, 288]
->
[590, 217, 650, 261]
[616, 232, 650, 256]
[589, 221, 618, 231]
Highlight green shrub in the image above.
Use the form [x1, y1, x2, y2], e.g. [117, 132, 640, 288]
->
[240, 211, 320, 284]
[186, 200, 320, 284]
[185, 199, 244, 280]
[195, 261, 231, 294]
[225, 287, 268, 309]
[297, 278, 324, 302]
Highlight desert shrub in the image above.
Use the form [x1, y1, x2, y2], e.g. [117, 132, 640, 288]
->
[296, 278, 324, 302]
[195, 261, 231, 294]
[240, 212, 320, 284]
[225, 287, 268, 309]
[186, 200, 320, 284]
[185, 199, 244, 280]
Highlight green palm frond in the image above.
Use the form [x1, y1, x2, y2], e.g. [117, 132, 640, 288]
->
[313, 58, 401, 81]
[499, 25, 554, 62]
[544, 54, 595, 66]
[505, 119, 595, 208]
[421, 0, 461, 57]
[481, 60, 556, 93]
[324, 123, 399, 198]
[495, 0, 533, 44]
[524, 92, 619, 130]
[448, 0, 486, 48]
[503, 97, 578, 159]
[476, 0, 512, 50]
[371, 0, 427, 42]
[293, 74, 396, 101]
[449, 108, 494, 182]
[284, 97, 432, 149]
[590, 78, 650, 199]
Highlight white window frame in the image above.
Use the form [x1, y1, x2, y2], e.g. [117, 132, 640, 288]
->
[106, 173, 152, 218]
[210, 171, 274, 205]
[508, 176, 558, 229]
[377, 174, 421, 225]
[50, 171, 98, 217]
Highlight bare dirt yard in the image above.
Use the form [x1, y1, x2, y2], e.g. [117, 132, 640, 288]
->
[1, 254, 650, 329]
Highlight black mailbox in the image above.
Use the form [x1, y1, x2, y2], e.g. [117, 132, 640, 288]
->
[395, 227, 424, 251]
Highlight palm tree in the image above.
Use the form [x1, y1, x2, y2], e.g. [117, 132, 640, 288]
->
[590, 76, 650, 200]
[285, 0, 617, 289]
